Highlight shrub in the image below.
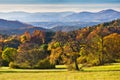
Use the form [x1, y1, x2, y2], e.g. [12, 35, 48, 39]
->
[10, 59, 55, 69]
[67, 64, 74, 71]
[90, 59, 100, 66]
[9, 61, 32, 69]
[115, 59, 120, 63]
[9, 62, 19, 68]
[19, 62, 31, 69]
[35, 59, 55, 69]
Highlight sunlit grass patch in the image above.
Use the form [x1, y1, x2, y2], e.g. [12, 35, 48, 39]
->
[0, 63, 120, 80]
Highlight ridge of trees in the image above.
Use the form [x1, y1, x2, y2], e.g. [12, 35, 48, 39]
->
[0, 19, 120, 70]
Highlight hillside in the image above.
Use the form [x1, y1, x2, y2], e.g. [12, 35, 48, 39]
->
[0, 19, 48, 34]
[49, 19, 120, 67]
[0, 19, 34, 30]
[51, 22, 99, 31]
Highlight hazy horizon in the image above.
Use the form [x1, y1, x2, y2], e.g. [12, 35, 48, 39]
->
[0, 0, 120, 12]
[0, 4, 119, 13]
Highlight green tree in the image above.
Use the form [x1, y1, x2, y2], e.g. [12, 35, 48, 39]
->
[2, 47, 17, 62]
[41, 44, 48, 51]
[0, 47, 2, 66]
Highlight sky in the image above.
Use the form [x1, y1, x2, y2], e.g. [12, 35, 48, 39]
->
[0, 0, 120, 12]
[0, 0, 120, 4]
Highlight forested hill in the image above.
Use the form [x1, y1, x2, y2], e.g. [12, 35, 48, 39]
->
[49, 19, 120, 67]
[76, 19, 120, 36]
[0, 19, 120, 69]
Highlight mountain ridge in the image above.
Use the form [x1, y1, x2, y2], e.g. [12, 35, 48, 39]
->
[0, 9, 120, 33]
[0, 19, 48, 34]
[0, 9, 120, 23]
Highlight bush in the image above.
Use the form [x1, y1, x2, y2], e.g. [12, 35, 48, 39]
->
[10, 59, 55, 69]
[19, 62, 31, 69]
[67, 64, 74, 71]
[86, 58, 100, 66]
[34, 59, 55, 69]
[9, 62, 19, 68]
[9, 61, 32, 69]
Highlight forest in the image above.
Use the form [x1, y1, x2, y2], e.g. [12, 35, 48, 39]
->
[0, 19, 120, 71]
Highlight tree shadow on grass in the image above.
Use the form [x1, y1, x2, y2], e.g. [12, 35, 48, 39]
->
[0, 69, 120, 73]
[0, 70, 67, 73]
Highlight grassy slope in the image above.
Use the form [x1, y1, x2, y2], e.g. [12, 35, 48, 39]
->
[0, 63, 120, 80]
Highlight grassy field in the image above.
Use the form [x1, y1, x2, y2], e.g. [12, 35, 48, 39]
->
[0, 63, 120, 80]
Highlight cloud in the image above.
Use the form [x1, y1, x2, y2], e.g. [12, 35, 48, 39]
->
[0, 4, 120, 12]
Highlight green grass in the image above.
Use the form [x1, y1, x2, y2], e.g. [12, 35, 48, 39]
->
[83, 63, 120, 72]
[0, 63, 120, 80]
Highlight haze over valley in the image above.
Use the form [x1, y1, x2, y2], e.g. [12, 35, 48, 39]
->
[0, 9, 120, 32]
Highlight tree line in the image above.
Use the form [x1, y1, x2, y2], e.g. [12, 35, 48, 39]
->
[0, 19, 120, 70]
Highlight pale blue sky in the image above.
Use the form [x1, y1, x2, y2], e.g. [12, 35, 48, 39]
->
[0, 0, 120, 4]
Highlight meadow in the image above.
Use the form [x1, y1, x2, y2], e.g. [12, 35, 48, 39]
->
[0, 63, 120, 80]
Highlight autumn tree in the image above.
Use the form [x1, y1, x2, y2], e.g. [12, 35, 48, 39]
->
[31, 30, 45, 45]
[82, 26, 106, 65]
[15, 49, 48, 68]
[49, 42, 65, 65]
[104, 33, 120, 62]
[12, 43, 54, 69]
[50, 31, 68, 65]
[50, 31, 83, 70]
[20, 31, 31, 43]
[65, 31, 82, 70]
[4, 35, 20, 49]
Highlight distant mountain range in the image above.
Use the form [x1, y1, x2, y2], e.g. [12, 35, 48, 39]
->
[30, 22, 100, 29]
[0, 9, 120, 33]
[0, 11, 74, 22]
[0, 9, 120, 23]
[50, 22, 100, 31]
[0, 19, 48, 34]
[63, 9, 120, 22]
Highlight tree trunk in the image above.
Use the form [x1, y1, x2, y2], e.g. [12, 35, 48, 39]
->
[74, 56, 79, 71]
[100, 36, 104, 65]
